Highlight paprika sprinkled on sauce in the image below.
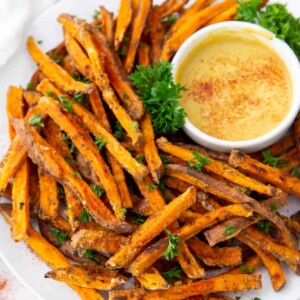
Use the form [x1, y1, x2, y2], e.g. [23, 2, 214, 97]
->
[176, 32, 292, 141]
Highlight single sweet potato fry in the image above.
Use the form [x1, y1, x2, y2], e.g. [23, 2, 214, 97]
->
[157, 137, 281, 197]
[100, 6, 115, 44]
[124, 0, 151, 73]
[114, 0, 132, 50]
[71, 229, 127, 254]
[229, 149, 300, 197]
[6, 86, 24, 140]
[149, 8, 165, 62]
[106, 187, 196, 269]
[11, 118, 133, 234]
[141, 112, 164, 183]
[63, 30, 95, 81]
[177, 241, 206, 278]
[38, 168, 59, 219]
[238, 235, 286, 291]
[27, 37, 94, 94]
[110, 274, 262, 300]
[45, 264, 127, 290]
[137, 43, 150, 66]
[135, 267, 169, 290]
[188, 237, 242, 267]
[11, 158, 30, 241]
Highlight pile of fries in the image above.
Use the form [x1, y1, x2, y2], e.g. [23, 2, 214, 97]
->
[0, 0, 299, 299]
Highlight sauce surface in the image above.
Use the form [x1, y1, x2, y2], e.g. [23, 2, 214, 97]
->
[176, 33, 292, 141]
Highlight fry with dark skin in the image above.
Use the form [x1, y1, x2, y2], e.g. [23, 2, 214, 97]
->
[11, 118, 134, 234]
[141, 112, 164, 184]
[124, 0, 151, 73]
[157, 137, 281, 197]
[27, 37, 94, 94]
[229, 149, 300, 197]
[106, 187, 196, 269]
[45, 264, 127, 290]
[109, 274, 262, 300]
[114, 0, 132, 50]
[188, 237, 242, 267]
[137, 43, 150, 66]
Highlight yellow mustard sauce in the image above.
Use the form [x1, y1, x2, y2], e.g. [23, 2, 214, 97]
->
[176, 32, 292, 141]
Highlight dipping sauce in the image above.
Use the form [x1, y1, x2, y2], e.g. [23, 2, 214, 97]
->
[176, 32, 292, 141]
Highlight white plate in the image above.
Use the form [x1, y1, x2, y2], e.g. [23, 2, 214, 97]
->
[0, 0, 299, 299]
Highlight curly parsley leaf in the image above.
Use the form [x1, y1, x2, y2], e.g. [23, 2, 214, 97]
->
[50, 228, 69, 246]
[28, 114, 44, 127]
[262, 150, 289, 169]
[258, 220, 272, 234]
[130, 61, 186, 134]
[78, 208, 92, 223]
[163, 230, 180, 260]
[224, 224, 236, 236]
[188, 151, 211, 172]
[161, 266, 182, 284]
[82, 249, 100, 264]
[90, 184, 104, 197]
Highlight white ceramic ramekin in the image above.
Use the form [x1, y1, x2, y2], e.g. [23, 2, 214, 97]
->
[172, 21, 300, 153]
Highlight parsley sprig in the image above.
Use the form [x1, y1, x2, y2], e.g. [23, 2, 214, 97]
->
[50, 228, 69, 246]
[224, 224, 236, 236]
[82, 249, 100, 264]
[90, 184, 104, 197]
[258, 220, 272, 234]
[131, 215, 146, 225]
[163, 230, 180, 260]
[161, 266, 182, 284]
[94, 136, 106, 151]
[28, 114, 44, 127]
[130, 61, 186, 134]
[262, 150, 289, 169]
[236, 0, 300, 59]
[188, 151, 211, 172]
[78, 208, 92, 223]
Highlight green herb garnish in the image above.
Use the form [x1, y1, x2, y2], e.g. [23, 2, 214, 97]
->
[94, 136, 107, 151]
[28, 114, 44, 127]
[161, 266, 182, 284]
[262, 150, 289, 169]
[188, 151, 211, 172]
[258, 220, 272, 234]
[131, 215, 146, 225]
[64, 155, 73, 166]
[130, 61, 186, 134]
[159, 153, 171, 164]
[240, 264, 254, 273]
[49, 52, 63, 65]
[119, 208, 127, 218]
[135, 155, 144, 165]
[163, 230, 180, 260]
[50, 228, 69, 246]
[90, 184, 104, 197]
[82, 249, 100, 263]
[236, 0, 300, 59]
[93, 10, 100, 20]
[58, 95, 73, 113]
[26, 82, 35, 91]
[142, 179, 157, 192]
[72, 172, 82, 179]
[73, 92, 85, 104]
[291, 165, 300, 178]
[224, 224, 236, 236]
[131, 121, 139, 132]
[78, 208, 92, 223]
[113, 121, 124, 140]
[270, 203, 277, 212]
